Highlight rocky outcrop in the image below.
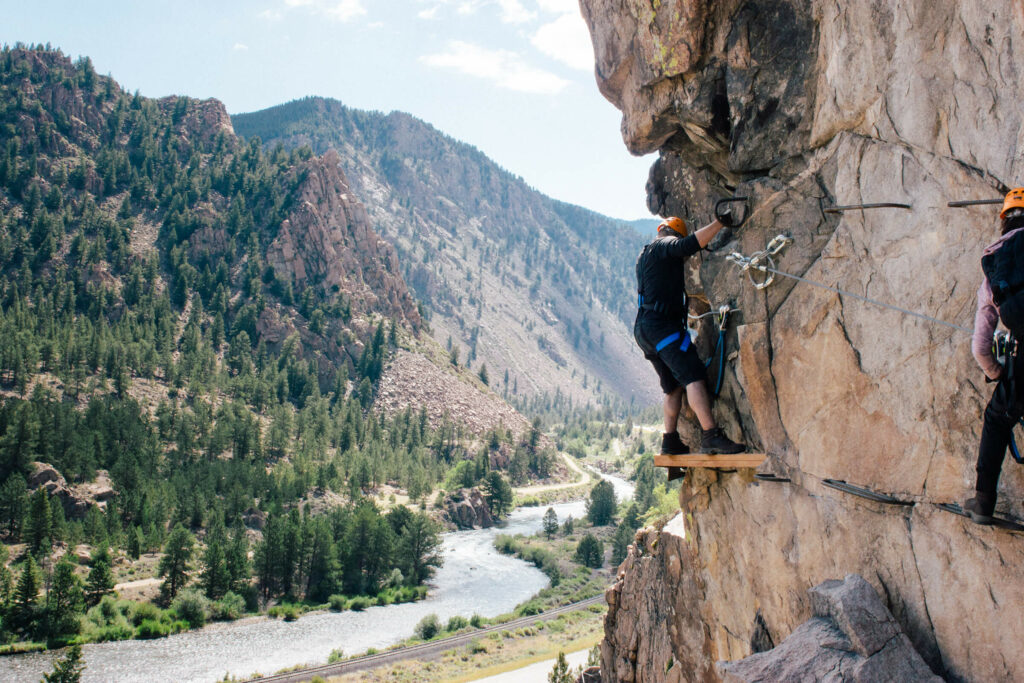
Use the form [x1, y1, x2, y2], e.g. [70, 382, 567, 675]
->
[268, 149, 421, 328]
[233, 98, 655, 405]
[28, 462, 116, 518]
[374, 349, 530, 438]
[442, 487, 494, 530]
[583, 1, 1024, 681]
[718, 574, 940, 682]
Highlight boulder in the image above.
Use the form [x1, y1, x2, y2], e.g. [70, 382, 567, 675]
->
[27, 462, 65, 489]
[718, 575, 941, 682]
[443, 488, 495, 530]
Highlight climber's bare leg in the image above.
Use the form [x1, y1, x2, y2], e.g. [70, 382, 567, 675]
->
[686, 380, 716, 431]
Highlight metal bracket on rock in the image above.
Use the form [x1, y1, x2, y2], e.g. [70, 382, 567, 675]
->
[947, 198, 1003, 208]
[754, 473, 791, 483]
[822, 479, 914, 507]
[824, 202, 912, 214]
[726, 234, 793, 290]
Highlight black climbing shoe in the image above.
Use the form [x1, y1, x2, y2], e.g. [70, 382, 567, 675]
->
[700, 427, 745, 455]
[964, 493, 996, 525]
[661, 431, 689, 455]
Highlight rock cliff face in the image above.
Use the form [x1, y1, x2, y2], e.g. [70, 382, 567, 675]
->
[582, 1, 1024, 681]
[267, 148, 420, 327]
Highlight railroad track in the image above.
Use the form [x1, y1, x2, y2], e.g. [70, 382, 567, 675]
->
[246, 595, 605, 683]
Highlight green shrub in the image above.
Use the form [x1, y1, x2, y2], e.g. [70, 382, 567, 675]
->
[172, 588, 210, 628]
[328, 594, 348, 611]
[211, 591, 246, 621]
[268, 603, 301, 621]
[414, 613, 441, 640]
[470, 614, 484, 628]
[327, 648, 345, 663]
[136, 619, 171, 639]
[86, 623, 134, 642]
[494, 534, 518, 555]
[446, 615, 469, 632]
[515, 600, 543, 617]
[130, 602, 163, 627]
[348, 596, 372, 612]
[468, 638, 488, 654]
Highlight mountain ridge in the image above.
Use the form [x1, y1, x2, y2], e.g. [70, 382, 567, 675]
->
[232, 96, 659, 406]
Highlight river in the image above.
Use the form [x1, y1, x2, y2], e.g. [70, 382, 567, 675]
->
[1, 473, 633, 682]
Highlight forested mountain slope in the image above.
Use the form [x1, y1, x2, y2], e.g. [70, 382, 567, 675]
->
[233, 98, 656, 406]
[0, 47, 554, 644]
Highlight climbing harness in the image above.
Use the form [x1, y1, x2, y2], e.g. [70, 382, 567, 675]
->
[938, 503, 1024, 532]
[989, 330, 1024, 465]
[725, 234, 974, 334]
[705, 305, 734, 397]
[824, 202, 912, 214]
[725, 234, 793, 290]
[822, 479, 914, 506]
[948, 198, 1004, 208]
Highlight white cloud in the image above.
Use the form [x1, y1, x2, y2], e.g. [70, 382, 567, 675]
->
[496, 0, 535, 23]
[531, 12, 593, 70]
[233, 43, 249, 51]
[420, 41, 569, 94]
[283, 0, 367, 22]
[536, 0, 578, 14]
[258, 8, 284, 20]
[416, 0, 535, 23]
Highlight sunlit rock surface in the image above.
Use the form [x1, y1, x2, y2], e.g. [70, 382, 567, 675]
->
[581, 0, 1024, 680]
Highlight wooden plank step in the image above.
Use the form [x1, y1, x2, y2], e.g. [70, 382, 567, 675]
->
[654, 453, 766, 469]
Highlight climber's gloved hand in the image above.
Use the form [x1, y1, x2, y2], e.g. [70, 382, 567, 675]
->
[714, 197, 749, 228]
[716, 207, 738, 227]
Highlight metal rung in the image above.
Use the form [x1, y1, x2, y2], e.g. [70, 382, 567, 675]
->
[947, 199, 1003, 208]
[938, 503, 1024, 533]
[824, 202, 912, 214]
[822, 479, 914, 506]
[754, 473, 791, 483]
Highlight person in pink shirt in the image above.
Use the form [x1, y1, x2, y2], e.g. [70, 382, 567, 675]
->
[967, 188, 1024, 523]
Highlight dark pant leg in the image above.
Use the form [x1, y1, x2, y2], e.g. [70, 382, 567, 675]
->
[977, 380, 1023, 496]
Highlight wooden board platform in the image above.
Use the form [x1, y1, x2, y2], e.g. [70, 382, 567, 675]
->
[654, 453, 766, 469]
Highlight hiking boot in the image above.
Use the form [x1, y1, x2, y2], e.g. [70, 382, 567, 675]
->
[700, 427, 745, 455]
[964, 492, 996, 525]
[661, 431, 689, 455]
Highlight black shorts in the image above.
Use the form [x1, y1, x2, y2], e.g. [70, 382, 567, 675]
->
[634, 316, 707, 393]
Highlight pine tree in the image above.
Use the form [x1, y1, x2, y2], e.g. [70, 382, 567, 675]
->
[46, 557, 84, 639]
[13, 553, 40, 636]
[201, 539, 229, 600]
[26, 487, 52, 554]
[542, 507, 558, 539]
[42, 642, 84, 683]
[574, 534, 604, 569]
[548, 651, 575, 683]
[158, 523, 195, 603]
[481, 472, 513, 518]
[85, 545, 115, 606]
[586, 479, 616, 526]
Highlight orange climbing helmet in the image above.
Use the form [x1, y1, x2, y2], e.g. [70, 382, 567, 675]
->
[1000, 187, 1024, 218]
[658, 216, 688, 236]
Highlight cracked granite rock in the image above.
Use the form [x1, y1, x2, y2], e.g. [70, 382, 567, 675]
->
[582, 1, 1024, 681]
[718, 575, 941, 682]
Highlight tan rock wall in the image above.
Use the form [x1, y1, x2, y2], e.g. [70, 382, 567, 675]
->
[582, 0, 1024, 680]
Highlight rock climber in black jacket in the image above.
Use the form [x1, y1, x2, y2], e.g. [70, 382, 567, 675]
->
[635, 214, 745, 459]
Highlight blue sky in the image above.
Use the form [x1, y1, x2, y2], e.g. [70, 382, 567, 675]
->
[3, 0, 657, 220]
